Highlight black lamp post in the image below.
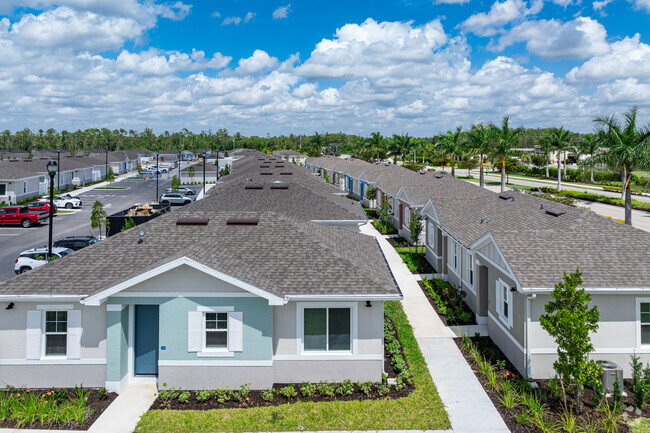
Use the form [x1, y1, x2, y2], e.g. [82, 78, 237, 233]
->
[46, 160, 58, 259]
[156, 151, 159, 202]
[216, 148, 219, 181]
[178, 149, 181, 183]
[104, 147, 108, 182]
[202, 152, 206, 196]
[56, 149, 60, 190]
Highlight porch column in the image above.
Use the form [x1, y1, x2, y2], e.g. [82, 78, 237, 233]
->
[106, 304, 129, 393]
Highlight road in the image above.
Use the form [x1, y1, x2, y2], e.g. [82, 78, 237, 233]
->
[0, 175, 173, 283]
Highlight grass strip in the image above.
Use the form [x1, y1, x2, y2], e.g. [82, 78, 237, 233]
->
[135, 301, 450, 432]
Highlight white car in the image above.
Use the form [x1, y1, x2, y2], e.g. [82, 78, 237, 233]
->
[38, 195, 82, 209]
[14, 246, 74, 274]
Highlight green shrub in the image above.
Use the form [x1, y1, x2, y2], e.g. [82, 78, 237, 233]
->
[97, 387, 109, 400]
[278, 384, 297, 399]
[375, 382, 391, 396]
[214, 387, 231, 403]
[317, 381, 336, 397]
[195, 389, 213, 403]
[358, 381, 373, 396]
[261, 388, 274, 403]
[300, 382, 317, 397]
[178, 391, 190, 404]
[336, 380, 354, 396]
[233, 384, 250, 402]
[158, 384, 181, 402]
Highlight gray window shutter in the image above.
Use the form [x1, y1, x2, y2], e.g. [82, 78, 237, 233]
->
[227, 312, 243, 352]
[67, 310, 82, 359]
[26, 310, 42, 360]
[188, 312, 202, 352]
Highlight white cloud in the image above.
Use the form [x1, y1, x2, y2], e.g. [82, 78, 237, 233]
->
[460, 0, 527, 37]
[435, 0, 471, 4]
[567, 34, 650, 82]
[222, 16, 242, 26]
[235, 50, 279, 74]
[116, 49, 231, 75]
[244, 12, 255, 23]
[292, 83, 317, 98]
[211, 11, 221, 18]
[273, 4, 291, 19]
[493, 17, 610, 60]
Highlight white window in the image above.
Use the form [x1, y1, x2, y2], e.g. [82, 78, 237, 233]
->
[26, 307, 81, 360]
[404, 207, 410, 227]
[23, 181, 27, 193]
[205, 312, 228, 349]
[427, 222, 435, 248]
[188, 308, 243, 356]
[449, 241, 458, 271]
[45, 311, 67, 356]
[496, 280, 513, 328]
[466, 251, 474, 288]
[640, 302, 650, 346]
[298, 303, 357, 354]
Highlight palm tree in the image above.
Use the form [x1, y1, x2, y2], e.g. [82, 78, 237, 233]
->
[578, 134, 602, 183]
[594, 106, 650, 225]
[542, 127, 572, 191]
[436, 127, 464, 177]
[390, 133, 411, 165]
[466, 123, 492, 188]
[537, 137, 554, 179]
[489, 117, 524, 192]
[369, 132, 384, 162]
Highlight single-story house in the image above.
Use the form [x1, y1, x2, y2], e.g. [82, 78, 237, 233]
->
[0, 210, 401, 393]
[272, 150, 307, 165]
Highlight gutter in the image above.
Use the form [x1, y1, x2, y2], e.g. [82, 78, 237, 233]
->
[284, 294, 403, 302]
[0, 295, 85, 302]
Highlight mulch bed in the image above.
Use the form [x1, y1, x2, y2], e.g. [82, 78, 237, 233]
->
[417, 281, 476, 326]
[454, 337, 645, 432]
[150, 382, 415, 411]
[0, 389, 117, 431]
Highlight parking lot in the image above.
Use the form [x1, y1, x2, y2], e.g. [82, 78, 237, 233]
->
[0, 176, 176, 282]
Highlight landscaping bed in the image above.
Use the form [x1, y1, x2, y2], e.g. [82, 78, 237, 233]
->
[531, 187, 650, 212]
[394, 248, 434, 274]
[373, 220, 397, 235]
[136, 301, 450, 432]
[418, 278, 475, 325]
[455, 334, 641, 432]
[363, 207, 379, 219]
[0, 386, 116, 430]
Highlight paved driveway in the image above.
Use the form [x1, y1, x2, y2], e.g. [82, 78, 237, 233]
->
[0, 176, 172, 283]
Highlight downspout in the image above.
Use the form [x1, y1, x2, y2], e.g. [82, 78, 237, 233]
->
[525, 293, 536, 379]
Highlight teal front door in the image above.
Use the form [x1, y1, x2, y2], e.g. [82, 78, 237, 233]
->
[135, 305, 159, 375]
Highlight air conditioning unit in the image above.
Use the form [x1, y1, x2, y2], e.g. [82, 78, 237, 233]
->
[597, 360, 623, 394]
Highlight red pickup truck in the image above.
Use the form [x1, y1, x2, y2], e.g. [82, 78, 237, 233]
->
[0, 206, 49, 228]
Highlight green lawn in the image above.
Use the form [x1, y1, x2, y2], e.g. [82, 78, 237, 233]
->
[135, 301, 450, 432]
[632, 418, 650, 432]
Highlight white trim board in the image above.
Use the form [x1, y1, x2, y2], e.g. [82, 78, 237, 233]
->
[111, 292, 256, 298]
[159, 360, 272, 367]
[0, 359, 106, 365]
[82, 256, 284, 306]
[488, 311, 525, 354]
[273, 354, 382, 361]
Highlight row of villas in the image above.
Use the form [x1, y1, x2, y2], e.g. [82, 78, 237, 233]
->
[305, 155, 650, 378]
[0, 149, 400, 393]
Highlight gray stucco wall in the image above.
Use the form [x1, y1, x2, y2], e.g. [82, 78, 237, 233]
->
[0, 365, 106, 389]
[273, 360, 383, 383]
[159, 366, 273, 389]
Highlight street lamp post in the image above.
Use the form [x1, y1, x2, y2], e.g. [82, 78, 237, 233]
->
[156, 151, 159, 202]
[202, 153, 206, 196]
[104, 147, 108, 182]
[178, 149, 181, 183]
[46, 160, 58, 259]
[57, 149, 60, 190]
[216, 148, 219, 181]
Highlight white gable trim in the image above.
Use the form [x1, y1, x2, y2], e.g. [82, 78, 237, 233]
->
[82, 256, 285, 306]
[470, 232, 521, 290]
[421, 199, 440, 224]
[395, 186, 411, 204]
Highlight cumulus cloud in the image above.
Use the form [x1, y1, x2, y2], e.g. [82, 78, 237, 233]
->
[116, 49, 231, 75]
[235, 50, 279, 74]
[222, 16, 242, 25]
[493, 17, 610, 60]
[460, 0, 527, 37]
[273, 4, 291, 19]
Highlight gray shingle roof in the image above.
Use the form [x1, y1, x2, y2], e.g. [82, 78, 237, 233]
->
[0, 211, 399, 298]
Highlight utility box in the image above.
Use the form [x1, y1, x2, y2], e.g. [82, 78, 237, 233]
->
[597, 360, 624, 393]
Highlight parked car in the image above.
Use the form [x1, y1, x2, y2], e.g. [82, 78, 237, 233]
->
[0, 206, 49, 228]
[14, 246, 74, 274]
[37, 195, 82, 209]
[53, 236, 99, 251]
[149, 165, 168, 173]
[164, 186, 196, 195]
[158, 193, 194, 205]
[27, 202, 58, 215]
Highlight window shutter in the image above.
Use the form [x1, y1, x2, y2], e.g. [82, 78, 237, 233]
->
[227, 312, 243, 352]
[26, 310, 42, 360]
[67, 310, 82, 359]
[187, 312, 202, 352]
[507, 290, 514, 328]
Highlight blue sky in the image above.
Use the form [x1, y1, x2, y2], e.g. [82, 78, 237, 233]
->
[0, 0, 649, 136]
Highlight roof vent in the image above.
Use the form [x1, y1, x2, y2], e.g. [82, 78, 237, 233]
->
[419, 170, 425, 175]
[280, 172, 293, 175]
[245, 185, 263, 190]
[270, 185, 289, 190]
[499, 194, 513, 201]
[176, 218, 209, 226]
[260, 165, 270, 168]
[226, 218, 259, 226]
[435, 174, 443, 179]
[260, 172, 273, 175]
[546, 209, 566, 217]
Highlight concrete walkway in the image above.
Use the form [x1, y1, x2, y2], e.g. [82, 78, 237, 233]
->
[360, 223, 509, 433]
[87, 383, 157, 433]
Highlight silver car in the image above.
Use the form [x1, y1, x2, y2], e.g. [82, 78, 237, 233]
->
[164, 186, 196, 195]
[158, 193, 194, 206]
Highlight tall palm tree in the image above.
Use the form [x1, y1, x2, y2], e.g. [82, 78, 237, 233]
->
[466, 123, 492, 188]
[537, 137, 554, 179]
[436, 127, 464, 177]
[489, 116, 524, 192]
[391, 133, 411, 165]
[542, 127, 572, 191]
[594, 106, 650, 225]
[578, 133, 602, 183]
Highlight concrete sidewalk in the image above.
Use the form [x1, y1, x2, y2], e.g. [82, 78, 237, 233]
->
[360, 223, 509, 433]
[87, 383, 157, 433]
